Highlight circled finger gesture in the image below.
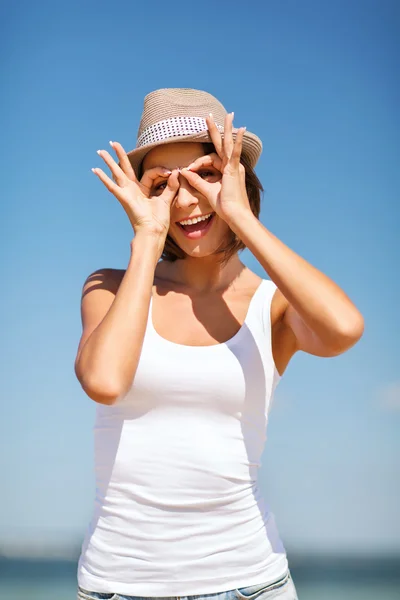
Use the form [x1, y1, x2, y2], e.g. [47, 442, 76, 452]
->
[92, 141, 179, 236]
[179, 113, 250, 224]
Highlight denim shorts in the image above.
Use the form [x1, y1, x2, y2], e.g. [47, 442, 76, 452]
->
[77, 568, 298, 600]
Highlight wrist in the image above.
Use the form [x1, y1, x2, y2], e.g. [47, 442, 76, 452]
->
[226, 209, 258, 234]
[131, 229, 166, 261]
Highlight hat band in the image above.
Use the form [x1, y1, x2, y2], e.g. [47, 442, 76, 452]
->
[137, 116, 223, 148]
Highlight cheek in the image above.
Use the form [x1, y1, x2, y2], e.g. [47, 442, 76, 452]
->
[215, 215, 231, 234]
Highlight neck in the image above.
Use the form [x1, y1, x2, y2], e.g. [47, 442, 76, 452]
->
[165, 253, 245, 293]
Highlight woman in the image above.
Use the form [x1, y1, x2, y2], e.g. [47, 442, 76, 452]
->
[75, 88, 364, 600]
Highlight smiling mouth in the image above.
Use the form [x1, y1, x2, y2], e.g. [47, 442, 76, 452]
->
[176, 212, 216, 239]
[177, 213, 214, 232]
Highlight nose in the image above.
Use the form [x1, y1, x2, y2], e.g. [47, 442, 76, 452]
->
[174, 171, 200, 210]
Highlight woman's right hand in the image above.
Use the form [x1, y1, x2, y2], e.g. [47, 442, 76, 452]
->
[92, 141, 180, 238]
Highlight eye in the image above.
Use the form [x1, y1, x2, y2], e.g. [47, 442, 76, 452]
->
[198, 169, 219, 180]
[151, 180, 167, 194]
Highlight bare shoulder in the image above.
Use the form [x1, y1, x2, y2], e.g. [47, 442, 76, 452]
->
[75, 268, 125, 369]
[81, 267, 125, 295]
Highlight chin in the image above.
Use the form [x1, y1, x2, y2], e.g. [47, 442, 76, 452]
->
[185, 247, 220, 259]
[168, 233, 226, 259]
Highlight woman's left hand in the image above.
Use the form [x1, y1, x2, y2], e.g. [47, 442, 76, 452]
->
[179, 112, 252, 226]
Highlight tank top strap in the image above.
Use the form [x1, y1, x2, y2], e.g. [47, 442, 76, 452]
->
[248, 279, 281, 387]
[261, 279, 278, 337]
[246, 278, 278, 338]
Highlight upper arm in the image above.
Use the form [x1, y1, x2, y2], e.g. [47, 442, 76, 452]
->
[74, 268, 121, 379]
[271, 286, 344, 370]
[282, 302, 347, 357]
[272, 285, 363, 369]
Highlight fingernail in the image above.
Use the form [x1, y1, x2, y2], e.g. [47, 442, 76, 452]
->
[96, 150, 102, 155]
[209, 112, 213, 118]
[91, 168, 97, 173]
[231, 112, 234, 118]
[109, 141, 114, 147]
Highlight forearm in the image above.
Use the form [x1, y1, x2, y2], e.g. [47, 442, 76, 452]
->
[229, 211, 364, 343]
[79, 232, 162, 402]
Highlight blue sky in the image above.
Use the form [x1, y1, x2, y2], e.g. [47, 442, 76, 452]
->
[1, 0, 399, 556]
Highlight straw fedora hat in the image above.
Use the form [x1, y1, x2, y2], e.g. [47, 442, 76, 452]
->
[123, 88, 263, 178]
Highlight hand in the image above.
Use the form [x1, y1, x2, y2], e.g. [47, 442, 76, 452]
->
[179, 113, 251, 225]
[92, 141, 180, 237]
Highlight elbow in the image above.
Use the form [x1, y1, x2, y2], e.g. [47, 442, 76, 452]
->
[342, 312, 365, 345]
[74, 359, 122, 406]
[82, 383, 121, 405]
[333, 313, 365, 354]
[74, 355, 136, 405]
[75, 367, 124, 405]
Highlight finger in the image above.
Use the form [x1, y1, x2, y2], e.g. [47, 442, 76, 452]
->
[97, 149, 127, 186]
[239, 163, 247, 199]
[231, 127, 246, 168]
[92, 167, 122, 197]
[140, 166, 173, 191]
[223, 112, 234, 158]
[186, 152, 223, 173]
[179, 168, 214, 197]
[160, 168, 180, 206]
[110, 141, 137, 182]
[206, 114, 224, 157]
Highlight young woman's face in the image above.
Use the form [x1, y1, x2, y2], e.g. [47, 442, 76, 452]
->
[141, 142, 231, 258]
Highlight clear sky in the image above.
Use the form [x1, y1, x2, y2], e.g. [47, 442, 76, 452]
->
[1, 0, 399, 557]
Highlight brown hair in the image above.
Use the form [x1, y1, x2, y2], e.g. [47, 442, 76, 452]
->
[140, 143, 264, 266]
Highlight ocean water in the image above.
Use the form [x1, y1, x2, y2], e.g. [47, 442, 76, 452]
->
[0, 556, 399, 600]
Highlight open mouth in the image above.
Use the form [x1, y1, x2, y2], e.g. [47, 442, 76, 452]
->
[176, 213, 215, 238]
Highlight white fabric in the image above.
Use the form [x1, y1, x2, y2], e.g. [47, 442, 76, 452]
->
[137, 116, 224, 148]
[77, 279, 288, 596]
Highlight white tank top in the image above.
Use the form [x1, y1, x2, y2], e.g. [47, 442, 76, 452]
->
[77, 278, 288, 596]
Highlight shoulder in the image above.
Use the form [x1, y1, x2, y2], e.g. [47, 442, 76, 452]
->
[81, 268, 125, 297]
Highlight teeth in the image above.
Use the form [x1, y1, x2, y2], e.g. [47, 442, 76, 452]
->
[179, 213, 213, 226]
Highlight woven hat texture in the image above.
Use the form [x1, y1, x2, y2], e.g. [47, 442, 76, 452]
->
[122, 88, 262, 178]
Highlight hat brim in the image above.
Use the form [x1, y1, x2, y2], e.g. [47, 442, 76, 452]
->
[120, 128, 262, 178]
